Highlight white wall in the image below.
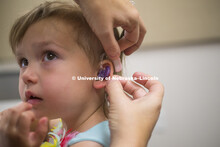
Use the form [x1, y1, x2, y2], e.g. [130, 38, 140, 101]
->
[124, 43, 220, 147]
[0, 99, 20, 111]
[0, 43, 220, 147]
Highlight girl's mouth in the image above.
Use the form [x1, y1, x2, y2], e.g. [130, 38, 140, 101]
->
[25, 91, 43, 105]
[27, 96, 43, 105]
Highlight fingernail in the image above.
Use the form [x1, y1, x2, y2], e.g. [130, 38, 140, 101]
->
[113, 58, 122, 72]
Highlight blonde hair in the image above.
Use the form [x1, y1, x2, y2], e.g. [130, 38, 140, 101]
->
[9, 1, 124, 117]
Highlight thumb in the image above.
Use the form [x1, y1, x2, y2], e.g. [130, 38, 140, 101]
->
[30, 117, 48, 147]
[97, 27, 122, 72]
[105, 76, 126, 104]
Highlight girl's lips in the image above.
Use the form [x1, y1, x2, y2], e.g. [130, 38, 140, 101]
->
[27, 98, 42, 105]
[25, 91, 43, 105]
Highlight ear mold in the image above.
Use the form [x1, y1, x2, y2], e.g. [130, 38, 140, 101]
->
[98, 66, 110, 78]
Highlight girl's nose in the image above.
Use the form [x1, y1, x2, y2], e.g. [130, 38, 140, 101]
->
[21, 66, 38, 85]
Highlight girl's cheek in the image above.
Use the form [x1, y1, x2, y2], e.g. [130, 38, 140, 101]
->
[18, 81, 25, 101]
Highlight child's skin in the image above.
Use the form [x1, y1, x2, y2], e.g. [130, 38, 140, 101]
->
[17, 17, 107, 131]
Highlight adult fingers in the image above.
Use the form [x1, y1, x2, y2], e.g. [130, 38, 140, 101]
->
[96, 25, 122, 72]
[124, 17, 147, 55]
[133, 72, 164, 98]
[118, 11, 140, 52]
[119, 78, 147, 99]
[118, 23, 139, 52]
[105, 77, 127, 104]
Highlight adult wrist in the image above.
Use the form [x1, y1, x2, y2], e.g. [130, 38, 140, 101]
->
[110, 131, 149, 147]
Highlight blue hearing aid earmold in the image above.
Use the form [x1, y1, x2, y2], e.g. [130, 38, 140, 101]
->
[98, 66, 110, 79]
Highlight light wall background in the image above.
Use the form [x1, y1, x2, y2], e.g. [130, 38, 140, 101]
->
[0, 0, 220, 147]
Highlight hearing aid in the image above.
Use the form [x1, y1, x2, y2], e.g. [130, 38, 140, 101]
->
[98, 65, 110, 79]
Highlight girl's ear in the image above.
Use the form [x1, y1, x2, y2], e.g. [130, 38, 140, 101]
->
[93, 60, 114, 89]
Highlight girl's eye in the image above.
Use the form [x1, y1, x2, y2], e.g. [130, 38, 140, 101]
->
[20, 58, 28, 67]
[43, 51, 57, 61]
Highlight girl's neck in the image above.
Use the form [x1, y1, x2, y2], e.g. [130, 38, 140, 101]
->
[75, 103, 107, 132]
[55, 103, 107, 132]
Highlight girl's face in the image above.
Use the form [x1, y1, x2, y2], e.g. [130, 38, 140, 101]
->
[16, 18, 98, 121]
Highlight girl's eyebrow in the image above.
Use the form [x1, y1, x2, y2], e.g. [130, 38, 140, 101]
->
[15, 50, 23, 58]
[15, 41, 56, 57]
[32, 41, 69, 51]
[32, 41, 59, 49]
[15, 40, 68, 57]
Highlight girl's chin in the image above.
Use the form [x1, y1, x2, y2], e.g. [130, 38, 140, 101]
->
[31, 109, 48, 119]
[31, 108, 63, 122]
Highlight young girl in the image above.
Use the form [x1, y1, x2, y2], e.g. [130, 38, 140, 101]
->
[5, 1, 122, 147]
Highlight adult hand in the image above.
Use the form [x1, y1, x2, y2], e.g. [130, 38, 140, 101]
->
[105, 72, 164, 147]
[0, 102, 48, 147]
[76, 0, 146, 72]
